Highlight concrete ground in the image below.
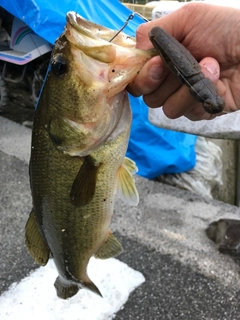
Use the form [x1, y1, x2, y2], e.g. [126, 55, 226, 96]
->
[211, 138, 238, 205]
[1, 115, 240, 319]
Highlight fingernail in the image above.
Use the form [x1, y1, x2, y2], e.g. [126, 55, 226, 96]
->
[202, 61, 219, 77]
[149, 65, 163, 80]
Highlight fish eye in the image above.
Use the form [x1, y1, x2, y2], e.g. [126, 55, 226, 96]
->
[51, 54, 67, 76]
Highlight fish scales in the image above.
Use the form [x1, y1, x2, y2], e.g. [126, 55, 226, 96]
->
[25, 12, 154, 299]
[31, 103, 129, 276]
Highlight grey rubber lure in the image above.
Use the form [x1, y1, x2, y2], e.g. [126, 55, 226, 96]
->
[149, 26, 225, 114]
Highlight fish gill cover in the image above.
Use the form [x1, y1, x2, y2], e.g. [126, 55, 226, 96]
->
[0, 0, 196, 179]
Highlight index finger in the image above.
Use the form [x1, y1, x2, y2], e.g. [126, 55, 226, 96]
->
[127, 55, 168, 96]
[134, 9, 184, 50]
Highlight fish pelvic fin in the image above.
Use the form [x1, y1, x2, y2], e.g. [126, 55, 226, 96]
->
[95, 231, 122, 259]
[25, 209, 50, 266]
[123, 157, 138, 174]
[54, 276, 102, 299]
[116, 157, 139, 206]
[70, 156, 101, 206]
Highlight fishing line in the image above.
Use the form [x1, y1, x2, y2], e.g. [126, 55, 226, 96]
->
[109, 12, 148, 42]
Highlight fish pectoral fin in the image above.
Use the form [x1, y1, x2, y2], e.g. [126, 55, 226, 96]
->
[70, 156, 100, 206]
[116, 158, 139, 206]
[25, 209, 50, 266]
[94, 231, 122, 259]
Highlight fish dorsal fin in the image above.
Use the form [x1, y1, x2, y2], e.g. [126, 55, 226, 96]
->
[25, 209, 50, 266]
[94, 231, 122, 259]
[116, 157, 139, 206]
[70, 156, 100, 206]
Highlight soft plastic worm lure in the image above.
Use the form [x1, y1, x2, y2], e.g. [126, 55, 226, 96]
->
[110, 14, 225, 114]
[149, 26, 225, 114]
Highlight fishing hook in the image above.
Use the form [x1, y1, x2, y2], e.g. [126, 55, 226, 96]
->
[109, 12, 148, 42]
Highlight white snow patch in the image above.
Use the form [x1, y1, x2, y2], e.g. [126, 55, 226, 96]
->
[0, 258, 145, 320]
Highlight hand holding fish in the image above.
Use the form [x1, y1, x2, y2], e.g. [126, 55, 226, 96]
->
[128, 2, 240, 121]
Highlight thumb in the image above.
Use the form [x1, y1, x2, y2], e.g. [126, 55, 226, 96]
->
[199, 57, 220, 84]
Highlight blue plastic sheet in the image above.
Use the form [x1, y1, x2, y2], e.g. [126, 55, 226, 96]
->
[0, 0, 197, 178]
[127, 96, 196, 179]
[0, 0, 142, 44]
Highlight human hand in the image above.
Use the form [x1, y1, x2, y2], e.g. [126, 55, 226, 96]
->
[128, 2, 240, 121]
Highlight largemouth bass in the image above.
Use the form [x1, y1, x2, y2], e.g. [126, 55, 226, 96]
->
[25, 12, 154, 299]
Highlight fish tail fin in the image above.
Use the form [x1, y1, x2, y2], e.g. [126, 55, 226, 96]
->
[54, 276, 79, 300]
[83, 279, 103, 297]
[54, 276, 102, 299]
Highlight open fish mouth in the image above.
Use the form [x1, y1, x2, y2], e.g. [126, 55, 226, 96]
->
[66, 11, 136, 47]
[57, 11, 154, 157]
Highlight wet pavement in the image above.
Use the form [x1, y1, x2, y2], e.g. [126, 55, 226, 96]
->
[1, 115, 240, 319]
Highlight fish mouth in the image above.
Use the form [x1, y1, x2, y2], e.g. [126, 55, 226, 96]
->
[66, 11, 113, 41]
[66, 11, 136, 48]
[58, 12, 154, 157]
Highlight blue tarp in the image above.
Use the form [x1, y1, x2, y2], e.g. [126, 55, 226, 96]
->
[1, 0, 196, 179]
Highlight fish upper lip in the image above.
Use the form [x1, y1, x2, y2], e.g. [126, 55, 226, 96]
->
[65, 11, 137, 49]
[66, 12, 80, 30]
[66, 12, 99, 41]
[66, 12, 89, 38]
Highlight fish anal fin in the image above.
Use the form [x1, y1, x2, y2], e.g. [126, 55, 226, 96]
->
[95, 231, 122, 259]
[70, 156, 100, 206]
[116, 160, 139, 206]
[25, 209, 50, 266]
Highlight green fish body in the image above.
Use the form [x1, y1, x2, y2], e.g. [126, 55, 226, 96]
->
[26, 12, 154, 299]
